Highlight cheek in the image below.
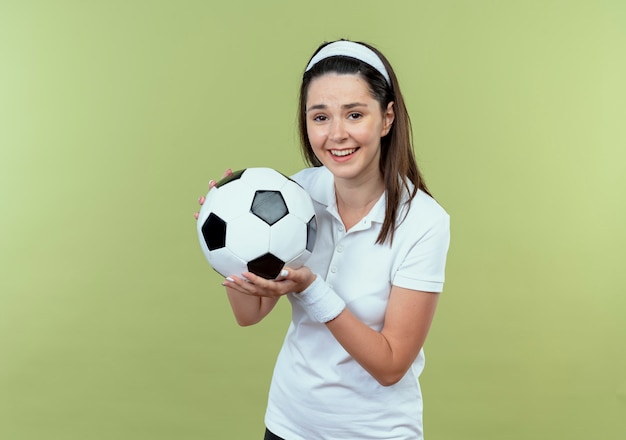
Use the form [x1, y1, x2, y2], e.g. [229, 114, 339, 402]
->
[306, 125, 325, 148]
[355, 123, 383, 144]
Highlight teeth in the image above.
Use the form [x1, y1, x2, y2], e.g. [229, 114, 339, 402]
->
[331, 148, 357, 157]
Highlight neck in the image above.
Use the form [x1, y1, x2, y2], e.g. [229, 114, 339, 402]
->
[334, 175, 384, 230]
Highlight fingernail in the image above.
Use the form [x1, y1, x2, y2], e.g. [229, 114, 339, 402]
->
[225, 277, 234, 282]
[209, 180, 216, 187]
[280, 269, 289, 277]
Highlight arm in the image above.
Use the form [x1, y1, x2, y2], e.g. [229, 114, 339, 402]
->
[222, 270, 308, 326]
[325, 286, 439, 386]
[225, 285, 280, 326]
[224, 269, 439, 386]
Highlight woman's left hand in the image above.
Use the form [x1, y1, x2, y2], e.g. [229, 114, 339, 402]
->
[193, 168, 233, 219]
[223, 266, 316, 298]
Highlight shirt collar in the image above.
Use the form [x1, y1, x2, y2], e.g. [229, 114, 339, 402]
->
[308, 167, 387, 225]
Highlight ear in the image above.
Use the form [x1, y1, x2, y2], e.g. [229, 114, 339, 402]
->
[381, 101, 395, 137]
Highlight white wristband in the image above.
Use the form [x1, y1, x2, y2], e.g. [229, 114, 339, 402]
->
[292, 276, 346, 323]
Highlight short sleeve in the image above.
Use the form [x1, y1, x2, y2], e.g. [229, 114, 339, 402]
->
[393, 212, 450, 293]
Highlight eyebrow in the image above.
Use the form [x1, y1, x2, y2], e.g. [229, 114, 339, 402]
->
[306, 102, 369, 112]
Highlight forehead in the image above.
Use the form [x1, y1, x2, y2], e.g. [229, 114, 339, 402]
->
[306, 73, 374, 104]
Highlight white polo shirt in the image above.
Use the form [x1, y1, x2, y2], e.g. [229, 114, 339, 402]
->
[265, 166, 450, 440]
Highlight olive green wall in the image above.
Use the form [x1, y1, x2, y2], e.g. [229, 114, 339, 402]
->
[1, 1, 624, 439]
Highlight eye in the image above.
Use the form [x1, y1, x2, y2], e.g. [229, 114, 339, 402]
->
[348, 112, 362, 120]
[312, 114, 328, 122]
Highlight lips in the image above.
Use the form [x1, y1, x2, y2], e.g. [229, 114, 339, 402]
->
[330, 148, 358, 157]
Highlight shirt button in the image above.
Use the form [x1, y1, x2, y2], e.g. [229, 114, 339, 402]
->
[330, 266, 337, 273]
[336, 245, 343, 253]
[338, 225, 344, 232]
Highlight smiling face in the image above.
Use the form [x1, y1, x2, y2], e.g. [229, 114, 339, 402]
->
[305, 73, 395, 186]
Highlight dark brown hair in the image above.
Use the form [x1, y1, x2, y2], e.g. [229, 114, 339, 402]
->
[298, 40, 431, 245]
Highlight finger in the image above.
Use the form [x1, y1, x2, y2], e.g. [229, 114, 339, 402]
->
[221, 276, 235, 287]
[223, 275, 256, 294]
[198, 196, 206, 205]
[241, 272, 262, 285]
[241, 272, 285, 296]
[209, 179, 216, 189]
[275, 269, 289, 280]
[193, 212, 199, 219]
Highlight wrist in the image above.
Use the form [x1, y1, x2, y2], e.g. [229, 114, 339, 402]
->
[293, 275, 346, 323]
[296, 273, 317, 294]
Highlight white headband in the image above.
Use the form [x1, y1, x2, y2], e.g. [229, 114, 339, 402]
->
[305, 41, 391, 85]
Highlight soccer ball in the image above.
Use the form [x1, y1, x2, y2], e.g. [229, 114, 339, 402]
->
[196, 168, 317, 280]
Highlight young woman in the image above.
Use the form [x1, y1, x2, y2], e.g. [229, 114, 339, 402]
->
[197, 40, 450, 440]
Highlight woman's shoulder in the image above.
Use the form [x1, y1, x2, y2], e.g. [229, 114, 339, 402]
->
[402, 188, 450, 228]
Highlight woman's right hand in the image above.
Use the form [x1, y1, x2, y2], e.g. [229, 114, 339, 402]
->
[193, 168, 233, 219]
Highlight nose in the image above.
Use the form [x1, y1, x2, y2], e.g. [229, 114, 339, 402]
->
[329, 118, 348, 143]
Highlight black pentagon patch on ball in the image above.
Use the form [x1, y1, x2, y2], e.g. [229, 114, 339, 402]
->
[306, 216, 317, 252]
[251, 190, 288, 225]
[215, 168, 245, 188]
[201, 213, 227, 250]
[248, 253, 285, 280]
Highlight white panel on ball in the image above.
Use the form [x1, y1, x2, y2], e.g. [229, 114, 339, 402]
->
[226, 215, 271, 262]
[241, 167, 288, 189]
[269, 216, 307, 262]
[278, 180, 316, 223]
[204, 182, 256, 222]
[284, 249, 312, 271]
[207, 247, 248, 278]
